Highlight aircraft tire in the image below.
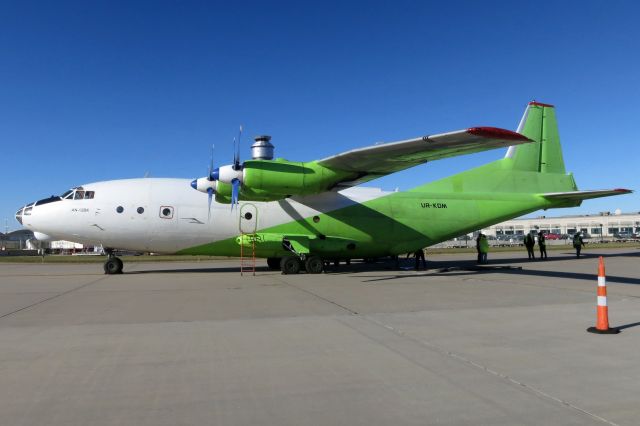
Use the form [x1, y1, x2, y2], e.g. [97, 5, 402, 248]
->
[280, 256, 301, 275]
[305, 256, 324, 274]
[267, 257, 282, 270]
[104, 257, 123, 275]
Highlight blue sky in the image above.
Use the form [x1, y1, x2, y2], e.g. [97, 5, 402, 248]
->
[1, 1, 638, 232]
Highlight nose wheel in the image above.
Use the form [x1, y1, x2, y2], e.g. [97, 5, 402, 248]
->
[104, 256, 123, 274]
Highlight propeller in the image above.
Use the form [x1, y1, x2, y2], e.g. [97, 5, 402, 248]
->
[189, 144, 218, 222]
[190, 126, 245, 211]
[230, 125, 243, 209]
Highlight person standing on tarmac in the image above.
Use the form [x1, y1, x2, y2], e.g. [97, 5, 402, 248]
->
[475, 234, 482, 263]
[573, 231, 585, 257]
[414, 248, 426, 270]
[538, 231, 547, 259]
[524, 232, 535, 260]
[478, 233, 489, 264]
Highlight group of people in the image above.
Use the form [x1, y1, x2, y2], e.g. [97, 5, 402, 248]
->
[523, 231, 547, 260]
[476, 230, 587, 263]
[524, 230, 586, 259]
[404, 230, 587, 270]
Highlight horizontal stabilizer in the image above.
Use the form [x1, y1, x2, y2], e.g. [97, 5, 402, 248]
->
[542, 189, 632, 202]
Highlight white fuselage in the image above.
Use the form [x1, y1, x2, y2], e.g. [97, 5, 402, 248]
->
[18, 178, 388, 253]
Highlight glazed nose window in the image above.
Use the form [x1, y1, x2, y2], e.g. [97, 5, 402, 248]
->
[15, 208, 24, 225]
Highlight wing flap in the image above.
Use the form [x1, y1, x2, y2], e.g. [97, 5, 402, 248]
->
[318, 127, 531, 186]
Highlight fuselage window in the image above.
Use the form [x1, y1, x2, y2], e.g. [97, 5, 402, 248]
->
[244, 212, 253, 220]
[137, 207, 144, 214]
[160, 206, 174, 219]
[74, 191, 85, 200]
[116, 206, 124, 213]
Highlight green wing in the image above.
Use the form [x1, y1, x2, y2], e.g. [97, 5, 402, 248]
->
[317, 127, 531, 187]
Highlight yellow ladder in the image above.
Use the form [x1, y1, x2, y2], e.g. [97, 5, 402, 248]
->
[239, 232, 256, 276]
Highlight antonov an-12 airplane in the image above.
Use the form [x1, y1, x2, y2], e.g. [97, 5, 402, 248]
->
[16, 102, 631, 274]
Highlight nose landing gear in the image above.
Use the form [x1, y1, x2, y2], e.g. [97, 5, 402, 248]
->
[103, 249, 123, 274]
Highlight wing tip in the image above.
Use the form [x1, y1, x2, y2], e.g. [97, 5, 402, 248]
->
[467, 127, 531, 142]
[613, 188, 633, 193]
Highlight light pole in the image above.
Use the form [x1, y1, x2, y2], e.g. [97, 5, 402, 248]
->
[600, 223, 603, 243]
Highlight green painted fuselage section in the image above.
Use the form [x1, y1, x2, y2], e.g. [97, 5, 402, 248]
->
[178, 157, 577, 259]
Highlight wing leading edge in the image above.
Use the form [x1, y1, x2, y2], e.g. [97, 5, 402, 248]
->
[318, 127, 531, 187]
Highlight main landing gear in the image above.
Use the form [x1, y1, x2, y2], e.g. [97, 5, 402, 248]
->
[277, 255, 324, 275]
[103, 249, 123, 274]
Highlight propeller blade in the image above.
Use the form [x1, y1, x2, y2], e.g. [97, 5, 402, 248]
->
[232, 136, 238, 170]
[233, 125, 243, 170]
[231, 178, 241, 210]
[207, 187, 213, 221]
[208, 144, 214, 180]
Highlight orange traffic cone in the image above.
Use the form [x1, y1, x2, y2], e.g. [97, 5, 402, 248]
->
[587, 256, 619, 334]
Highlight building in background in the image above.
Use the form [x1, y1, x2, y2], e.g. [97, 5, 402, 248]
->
[0, 230, 102, 255]
[480, 211, 640, 239]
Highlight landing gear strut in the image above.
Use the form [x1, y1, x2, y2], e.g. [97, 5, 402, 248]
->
[103, 250, 123, 274]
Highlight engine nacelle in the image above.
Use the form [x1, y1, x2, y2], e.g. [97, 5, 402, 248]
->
[194, 159, 355, 204]
[212, 164, 243, 184]
[239, 159, 352, 201]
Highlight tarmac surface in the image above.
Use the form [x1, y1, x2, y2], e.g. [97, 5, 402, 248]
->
[1, 247, 639, 426]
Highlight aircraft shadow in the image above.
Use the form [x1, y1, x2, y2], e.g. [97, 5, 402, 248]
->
[126, 250, 638, 280]
[360, 260, 640, 286]
[127, 266, 273, 274]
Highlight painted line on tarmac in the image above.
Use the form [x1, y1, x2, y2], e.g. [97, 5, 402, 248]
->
[0, 275, 111, 321]
[272, 275, 359, 315]
[362, 315, 620, 426]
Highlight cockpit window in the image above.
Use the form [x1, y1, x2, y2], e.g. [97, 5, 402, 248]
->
[35, 196, 62, 206]
[60, 188, 95, 200]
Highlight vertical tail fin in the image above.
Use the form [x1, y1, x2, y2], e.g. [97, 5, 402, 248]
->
[505, 101, 566, 174]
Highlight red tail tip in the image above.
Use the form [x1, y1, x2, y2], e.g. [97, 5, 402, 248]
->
[528, 101, 555, 108]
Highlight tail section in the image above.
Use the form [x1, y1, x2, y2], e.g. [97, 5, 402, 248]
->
[418, 101, 631, 203]
[404, 101, 631, 247]
[505, 101, 566, 174]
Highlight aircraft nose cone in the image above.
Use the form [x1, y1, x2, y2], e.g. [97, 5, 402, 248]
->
[190, 179, 198, 190]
